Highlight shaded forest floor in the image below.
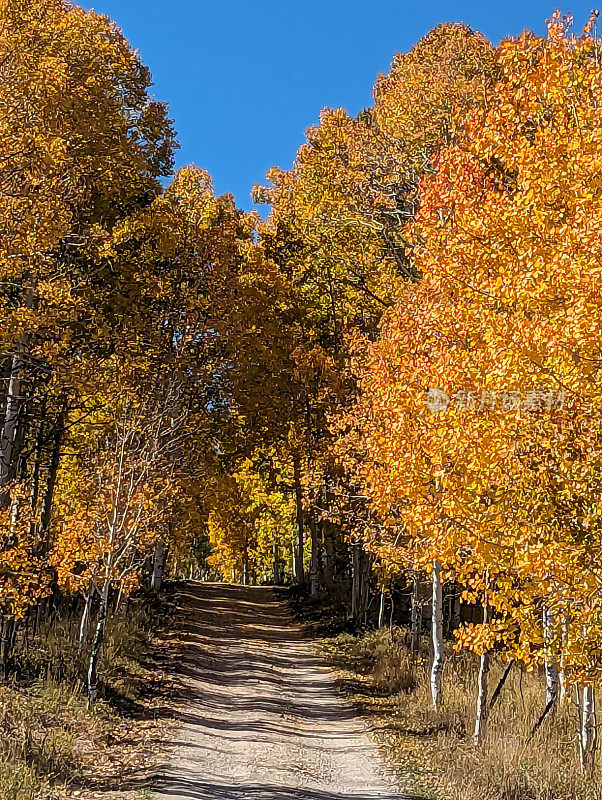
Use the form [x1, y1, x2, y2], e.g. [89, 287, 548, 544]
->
[288, 594, 602, 800]
[0, 587, 186, 800]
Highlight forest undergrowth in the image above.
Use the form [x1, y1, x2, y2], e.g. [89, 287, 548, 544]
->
[0, 590, 178, 800]
[321, 625, 600, 800]
[286, 590, 597, 800]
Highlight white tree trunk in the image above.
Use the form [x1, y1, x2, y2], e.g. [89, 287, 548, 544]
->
[292, 452, 305, 586]
[430, 560, 444, 711]
[114, 585, 124, 613]
[559, 612, 569, 705]
[87, 578, 110, 707]
[473, 650, 490, 745]
[378, 588, 385, 629]
[473, 592, 490, 745]
[579, 686, 598, 775]
[543, 607, 559, 710]
[9, 496, 19, 534]
[559, 668, 567, 706]
[272, 542, 279, 585]
[78, 583, 93, 652]
[579, 685, 597, 774]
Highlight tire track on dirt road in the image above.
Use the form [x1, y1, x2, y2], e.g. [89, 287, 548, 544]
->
[155, 582, 416, 800]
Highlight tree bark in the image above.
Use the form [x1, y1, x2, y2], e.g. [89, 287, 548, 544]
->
[559, 668, 567, 706]
[150, 539, 168, 591]
[29, 397, 46, 527]
[87, 580, 109, 707]
[473, 590, 491, 745]
[0, 339, 29, 509]
[292, 451, 305, 586]
[323, 524, 334, 594]
[528, 695, 556, 741]
[351, 542, 362, 620]
[40, 410, 65, 539]
[114, 585, 124, 614]
[489, 660, 513, 711]
[360, 550, 371, 625]
[410, 572, 421, 656]
[543, 607, 559, 712]
[378, 588, 386, 629]
[78, 581, 93, 653]
[452, 584, 461, 631]
[559, 612, 569, 705]
[430, 560, 444, 711]
[0, 616, 15, 678]
[309, 515, 320, 598]
[272, 542, 280, 585]
[579, 685, 597, 775]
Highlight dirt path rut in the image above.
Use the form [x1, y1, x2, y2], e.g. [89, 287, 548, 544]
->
[155, 582, 412, 800]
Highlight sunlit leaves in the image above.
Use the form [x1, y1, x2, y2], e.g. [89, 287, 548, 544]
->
[353, 16, 602, 686]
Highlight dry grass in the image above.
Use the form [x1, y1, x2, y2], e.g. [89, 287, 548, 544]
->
[0, 593, 176, 800]
[323, 629, 602, 800]
[0, 681, 109, 799]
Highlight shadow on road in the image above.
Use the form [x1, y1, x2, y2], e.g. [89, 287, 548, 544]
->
[155, 777, 422, 799]
[149, 583, 416, 799]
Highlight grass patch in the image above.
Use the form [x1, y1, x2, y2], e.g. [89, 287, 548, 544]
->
[0, 590, 178, 800]
[321, 628, 601, 800]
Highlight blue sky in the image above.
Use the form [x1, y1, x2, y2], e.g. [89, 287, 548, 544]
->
[83, 2, 595, 211]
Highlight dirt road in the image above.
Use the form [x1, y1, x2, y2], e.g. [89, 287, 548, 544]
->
[155, 583, 412, 800]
